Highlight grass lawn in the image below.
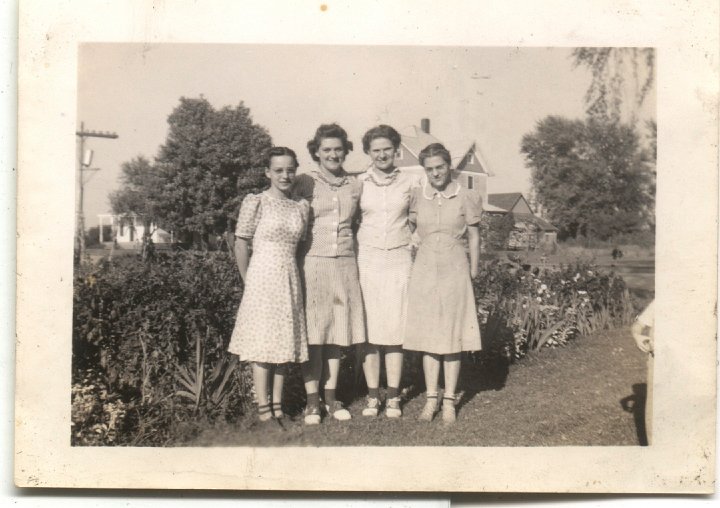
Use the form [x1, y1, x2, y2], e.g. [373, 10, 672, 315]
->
[189, 326, 649, 447]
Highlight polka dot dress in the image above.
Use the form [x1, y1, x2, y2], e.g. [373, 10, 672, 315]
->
[228, 192, 310, 363]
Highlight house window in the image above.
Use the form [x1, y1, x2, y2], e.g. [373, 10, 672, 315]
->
[395, 148, 403, 160]
[467, 175, 474, 189]
[467, 153, 474, 164]
[119, 222, 125, 237]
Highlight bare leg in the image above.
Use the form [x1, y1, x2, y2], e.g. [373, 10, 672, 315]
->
[271, 364, 286, 417]
[442, 353, 461, 424]
[301, 347, 322, 424]
[384, 345, 404, 417]
[323, 345, 350, 420]
[443, 353, 461, 398]
[361, 343, 381, 416]
[323, 345, 342, 392]
[418, 353, 441, 421]
[422, 353, 441, 395]
[303, 345, 322, 396]
[251, 362, 272, 421]
[252, 362, 271, 406]
[384, 345, 404, 391]
[362, 343, 380, 390]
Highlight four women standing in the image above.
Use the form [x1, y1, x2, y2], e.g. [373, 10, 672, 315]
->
[229, 128, 482, 426]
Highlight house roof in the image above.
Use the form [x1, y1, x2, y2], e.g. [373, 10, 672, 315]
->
[483, 203, 509, 213]
[399, 127, 494, 176]
[399, 126, 443, 160]
[513, 213, 559, 232]
[487, 192, 525, 211]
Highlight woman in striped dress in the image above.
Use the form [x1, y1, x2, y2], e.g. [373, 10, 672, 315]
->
[294, 123, 365, 424]
[356, 125, 419, 418]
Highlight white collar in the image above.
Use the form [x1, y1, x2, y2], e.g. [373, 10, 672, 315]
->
[421, 177, 461, 200]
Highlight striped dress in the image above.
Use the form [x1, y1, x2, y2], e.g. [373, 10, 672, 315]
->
[293, 170, 366, 347]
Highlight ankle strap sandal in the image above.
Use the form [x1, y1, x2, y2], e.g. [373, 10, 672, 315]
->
[418, 393, 439, 422]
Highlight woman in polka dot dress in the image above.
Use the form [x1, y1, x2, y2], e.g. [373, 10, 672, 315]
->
[228, 147, 310, 422]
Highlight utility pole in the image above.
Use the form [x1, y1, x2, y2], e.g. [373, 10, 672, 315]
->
[76, 122, 118, 264]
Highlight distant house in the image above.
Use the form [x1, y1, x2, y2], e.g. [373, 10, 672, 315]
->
[97, 213, 174, 248]
[487, 192, 558, 250]
[380, 118, 505, 213]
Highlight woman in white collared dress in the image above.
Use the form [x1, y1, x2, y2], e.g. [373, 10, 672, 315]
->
[356, 125, 420, 418]
[404, 143, 482, 425]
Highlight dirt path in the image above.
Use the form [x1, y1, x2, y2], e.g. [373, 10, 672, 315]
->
[190, 327, 649, 447]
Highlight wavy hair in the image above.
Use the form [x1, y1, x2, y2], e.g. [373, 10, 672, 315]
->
[361, 124, 402, 153]
[264, 146, 299, 168]
[306, 123, 354, 162]
[418, 142, 452, 167]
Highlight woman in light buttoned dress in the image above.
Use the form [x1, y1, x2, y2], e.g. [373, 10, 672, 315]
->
[404, 143, 482, 425]
[356, 125, 419, 419]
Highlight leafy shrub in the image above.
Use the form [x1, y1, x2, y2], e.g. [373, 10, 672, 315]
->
[72, 251, 254, 445]
[472, 259, 637, 362]
[479, 213, 515, 251]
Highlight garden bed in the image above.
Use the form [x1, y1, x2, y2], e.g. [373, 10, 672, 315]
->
[71, 250, 647, 446]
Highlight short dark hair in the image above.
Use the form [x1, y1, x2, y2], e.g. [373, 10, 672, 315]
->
[265, 146, 299, 168]
[418, 143, 452, 167]
[361, 124, 401, 153]
[307, 123, 354, 162]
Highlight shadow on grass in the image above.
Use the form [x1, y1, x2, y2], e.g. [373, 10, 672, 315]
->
[277, 314, 514, 420]
[620, 382, 648, 446]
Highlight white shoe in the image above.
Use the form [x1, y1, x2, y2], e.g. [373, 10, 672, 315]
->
[385, 397, 402, 418]
[442, 396, 456, 424]
[326, 401, 352, 421]
[303, 406, 321, 425]
[362, 397, 380, 417]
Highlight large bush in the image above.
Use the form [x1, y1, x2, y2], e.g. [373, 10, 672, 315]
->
[72, 251, 254, 445]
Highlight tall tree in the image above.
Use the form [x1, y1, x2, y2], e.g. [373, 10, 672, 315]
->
[112, 96, 272, 249]
[572, 48, 655, 124]
[109, 156, 163, 242]
[521, 116, 653, 241]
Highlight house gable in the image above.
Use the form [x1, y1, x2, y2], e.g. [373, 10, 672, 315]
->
[455, 143, 493, 175]
[511, 195, 534, 214]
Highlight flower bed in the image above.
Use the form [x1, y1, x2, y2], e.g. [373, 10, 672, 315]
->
[473, 259, 637, 362]
[71, 252, 639, 445]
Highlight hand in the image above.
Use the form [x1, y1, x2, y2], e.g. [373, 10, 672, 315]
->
[470, 265, 478, 279]
[631, 321, 653, 354]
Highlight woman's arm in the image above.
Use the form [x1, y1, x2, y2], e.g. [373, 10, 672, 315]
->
[234, 237, 251, 281]
[467, 225, 480, 279]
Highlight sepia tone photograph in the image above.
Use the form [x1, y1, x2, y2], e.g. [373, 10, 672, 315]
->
[71, 44, 657, 448]
[14, 0, 716, 494]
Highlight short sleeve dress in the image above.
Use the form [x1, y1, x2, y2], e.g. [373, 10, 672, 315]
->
[228, 191, 310, 363]
[403, 180, 482, 355]
[293, 170, 366, 347]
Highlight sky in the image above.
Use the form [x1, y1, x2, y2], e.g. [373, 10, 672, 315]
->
[77, 44, 655, 228]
